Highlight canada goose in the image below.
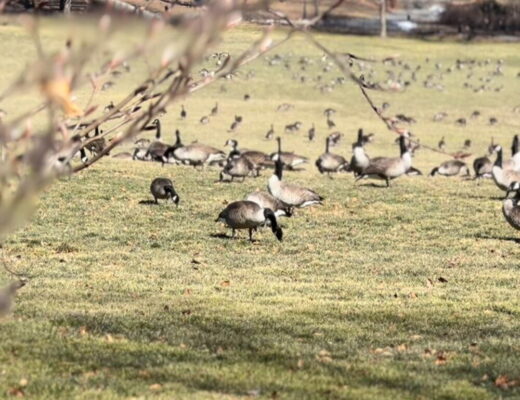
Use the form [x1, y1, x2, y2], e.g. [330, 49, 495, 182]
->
[150, 178, 179, 205]
[328, 132, 342, 147]
[430, 160, 470, 177]
[308, 124, 315, 141]
[244, 94, 250, 101]
[471, 110, 481, 119]
[220, 155, 255, 182]
[228, 116, 242, 132]
[503, 181, 520, 232]
[85, 126, 106, 156]
[133, 148, 151, 161]
[326, 118, 336, 129]
[270, 150, 308, 170]
[200, 116, 210, 125]
[210, 102, 218, 116]
[489, 117, 498, 125]
[145, 119, 169, 163]
[463, 139, 471, 150]
[0, 280, 26, 318]
[245, 191, 292, 218]
[315, 137, 349, 176]
[433, 112, 448, 122]
[349, 128, 370, 177]
[172, 143, 226, 167]
[164, 129, 183, 163]
[268, 137, 323, 208]
[456, 118, 467, 127]
[492, 146, 520, 193]
[473, 155, 493, 179]
[265, 124, 275, 140]
[224, 139, 272, 175]
[323, 108, 336, 117]
[356, 135, 412, 187]
[284, 121, 302, 133]
[180, 105, 187, 119]
[438, 136, 446, 150]
[216, 201, 283, 242]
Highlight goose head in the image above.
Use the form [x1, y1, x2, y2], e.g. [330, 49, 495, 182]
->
[506, 181, 520, 198]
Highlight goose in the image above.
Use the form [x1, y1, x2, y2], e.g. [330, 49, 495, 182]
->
[245, 190, 292, 218]
[503, 181, 520, 232]
[200, 116, 210, 125]
[349, 128, 370, 177]
[270, 150, 308, 170]
[216, 201, 283, 242]
[0, 280, 26, 318]
[326, 118, 336, 129]
[85, 126, 106, 156]
[308, 124, 316, 141]
[268, 137, 323, 208]
[224, 139, 272, 175]
[504, 135, 520, 172]
[180, 105, 187, 119]
[135, 138, 151, 148]
[473, 155, 494, 179]
[356, 135, 412, 187]
[219, 155, 255, 182]
[133, 148, 151, 161]
[463, 139, 471, 150]
[438, 136, 446, 150]
[210, 102, 218, 116]
[430, 160, 470, 177]
[163, 129, 184, 163]
[265, 124, 275, 140]
[492, 146, 520, 193]
[150, 177, 179, 205]
[145, 119, 169, 163]
[284, 121, 302, 133]
[315, 137, 349, 176]
[172, 143, 226, 167]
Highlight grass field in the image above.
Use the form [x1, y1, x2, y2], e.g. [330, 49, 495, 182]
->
[0, 17, 520, 399]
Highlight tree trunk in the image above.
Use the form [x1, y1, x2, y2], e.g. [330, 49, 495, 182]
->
[313, 0, 319, 17]
[380, 0, 387, 38]
[303, 0, 308, 19]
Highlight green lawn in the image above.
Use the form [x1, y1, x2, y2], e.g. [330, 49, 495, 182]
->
[0, 16, 519, 399]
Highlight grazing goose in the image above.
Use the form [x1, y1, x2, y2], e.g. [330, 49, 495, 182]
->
[0, 280, 26, 318]
[270, 150, 308, 170]
[438, 136, 446, 150]
[430, 160, 470, 177]
[268, 138, 323, 208]
[349, 128, 370, 177]
[145, 119, 169, 163]
[315, 137, 349, 176]
[503, 181, 520, 232]
[172, 143, 226, 167]
[219, 155, 255, 182]
[326, 118, 336, 129]
[150, 178, 179, 205]
[85, 126, 106, 156]
[216, 201, 283, 242]
[245, 190, 292, 218]
[356, 135, 412, 187]
[492, 146, 520, 193]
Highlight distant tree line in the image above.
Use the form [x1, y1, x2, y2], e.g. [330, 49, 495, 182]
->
[441, 0, 520, 34]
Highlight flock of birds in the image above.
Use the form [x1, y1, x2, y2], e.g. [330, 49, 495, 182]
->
[3, 50, 520, 316]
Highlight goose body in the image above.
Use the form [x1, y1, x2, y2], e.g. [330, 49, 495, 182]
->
[268, 138, 323, 208]
[145, 119, 168, 163]
[220, 155, 255, 182]
[492, 146, 520, 192]
[245, 191, 292, 218]
[216, 200, 283, 242]
[315, 138, 348, 175]
[356, 135, 412, 187]
[270, 152, 308, 170]
[150, 178, 179, 205]
[173, 143, 225, 166]
[430, 160, 470, 177]
[473, 156, 493, 179]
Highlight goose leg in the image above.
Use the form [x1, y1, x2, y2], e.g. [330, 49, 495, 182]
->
[231, 229, 236, 239]
[248, 228, 254, 242]
[154, 196, 158, 204]
[386, 177, 390, 188]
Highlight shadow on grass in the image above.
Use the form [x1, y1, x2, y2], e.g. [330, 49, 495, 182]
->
[209, 233, 233, 240]
[138, 200, 158, 205]
[357, 182, 389, 188]
[464, 195, 505, 201]
[474, 233, 520, 243]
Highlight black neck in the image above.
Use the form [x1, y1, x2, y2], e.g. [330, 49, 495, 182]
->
[275, 138, 283, 179]
[264, 208, 283, 241]
[175, 130, 181, 146]
[399, 136, 407, 156]
[95, 126, 100, 136]
[495, 148, 503, 167]
[155, 120, 161, 139]
[325, 138, 330, 153]
[357, 128, 363, 146]
[512, 135, 519, 156]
